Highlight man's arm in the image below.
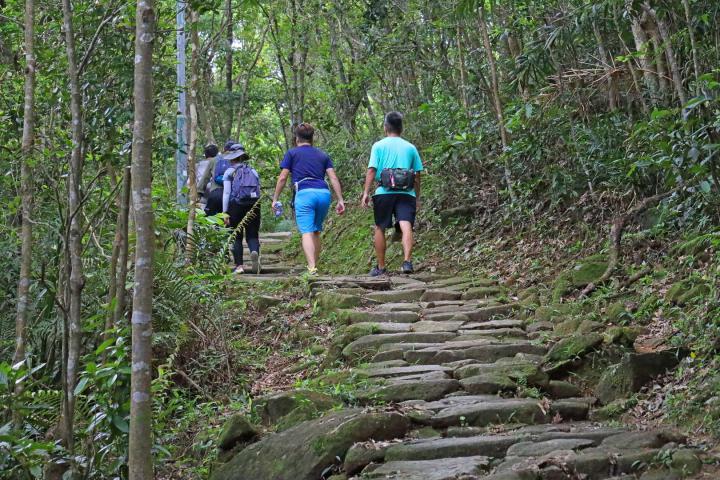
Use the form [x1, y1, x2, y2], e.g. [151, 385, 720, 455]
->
[272, 168, 291, 205]
[361, 168, 376, 208]
[326, 168, 346, 214]
[414, 171, 421, 199]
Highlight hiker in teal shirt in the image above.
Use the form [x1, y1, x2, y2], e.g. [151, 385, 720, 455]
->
[361, 111, 424, 276]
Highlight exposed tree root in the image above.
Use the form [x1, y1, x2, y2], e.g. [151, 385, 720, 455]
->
[581, 190, 676, 297]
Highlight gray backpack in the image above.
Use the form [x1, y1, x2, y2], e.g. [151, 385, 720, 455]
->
[229, 164, 260, 203]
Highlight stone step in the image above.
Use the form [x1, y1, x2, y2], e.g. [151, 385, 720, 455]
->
[404, 342, 547, 365]
[339, 310, 420, 324]
[421, 397, 591, 428]
[360, 455, 490, 480]
[342, 332, 458, 359]
[423, 304, 518, 322]
[357, 365, 454, 378]
[366, 288, 427, 303]
[376, 302, 423, 312]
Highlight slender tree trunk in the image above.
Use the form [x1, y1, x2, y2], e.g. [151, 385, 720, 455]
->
[60, 0, 86, 461]
[114, 166, 131, 326]
[643, 3, 687, 107]
[592, 21, 618, 111]
[225, 0, 233, 137]
[14, 0, 36, 372]
[129, 0, 156, 477]
[185, 7, 200, 264]
[648, 26, 669, 98]
[456, 22, 470, 114]
[477, 7, 515, 202]
[106, 166, 131, 337]
[626, 1, 658, 104]
[681, 0, 701, 92]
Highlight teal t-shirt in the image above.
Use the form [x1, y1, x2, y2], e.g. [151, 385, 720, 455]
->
[368, 136, 424, 196]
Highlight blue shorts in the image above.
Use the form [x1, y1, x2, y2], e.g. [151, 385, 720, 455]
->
[294, 188, 331, 234]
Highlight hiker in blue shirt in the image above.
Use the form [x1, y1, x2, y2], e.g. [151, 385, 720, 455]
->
[361, 112, 423, 276]
[271, 123, 346, 276]
[221, 143, 262, 274]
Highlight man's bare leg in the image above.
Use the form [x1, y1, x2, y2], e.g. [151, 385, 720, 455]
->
[374, 226, 387, 269]
[399, 220, 413, 262]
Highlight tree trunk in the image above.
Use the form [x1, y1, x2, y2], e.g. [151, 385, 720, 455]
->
[477, 7, 515, 202]
[643, 3, 687, 107]
[681, 0, 701, 92]
[60, 0, 86, 461]
[129, 0, 156, 477]
[224, 0, 233, 137]
[626, 0, 658, 104]
[648, 26, 669, 98]
[14, 0, 36, 372]
[106, 165, 131, 337]
[592, 20, 618, 111]
[186, 7, 200, 264]
[456, 22, 470, 114]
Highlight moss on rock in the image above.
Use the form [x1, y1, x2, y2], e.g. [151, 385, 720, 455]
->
[552, 255, 608, 301]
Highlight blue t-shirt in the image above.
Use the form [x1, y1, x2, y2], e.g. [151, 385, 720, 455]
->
[280, 145, 334, 191]
[368, 136, 424, 196]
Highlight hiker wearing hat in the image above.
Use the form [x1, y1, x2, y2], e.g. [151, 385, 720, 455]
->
[271, 123, 345, 276]
[222, 144, 262, 274]
[197, 143, 222, 215]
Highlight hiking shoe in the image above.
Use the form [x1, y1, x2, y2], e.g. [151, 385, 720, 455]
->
[232, 265, 244, 274]
[307, 266, 319, 277]
[401, 261, 414, 274]
[369, 266, 387, 277]
[250, 251, 260, 274]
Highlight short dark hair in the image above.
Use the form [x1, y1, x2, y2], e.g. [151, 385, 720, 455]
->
[295, 123, 315, 144]
[384, 111, 403, 134]
[204, 143, 218, 158]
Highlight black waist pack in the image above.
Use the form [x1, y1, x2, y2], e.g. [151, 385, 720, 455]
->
[380, 168, 415, 191]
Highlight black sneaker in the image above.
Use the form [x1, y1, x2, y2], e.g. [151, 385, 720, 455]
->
[369, 266, 387, 277]
[401, 261, 414, 274]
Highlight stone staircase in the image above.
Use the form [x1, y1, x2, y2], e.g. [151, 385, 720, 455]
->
[210, 245, 703, 480]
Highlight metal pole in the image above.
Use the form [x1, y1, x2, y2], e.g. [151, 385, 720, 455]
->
[176, 0, 187, 205]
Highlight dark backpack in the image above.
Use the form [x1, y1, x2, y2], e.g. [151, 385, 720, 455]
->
[213, 157, 230, 185]
[230, 164, 261, 203]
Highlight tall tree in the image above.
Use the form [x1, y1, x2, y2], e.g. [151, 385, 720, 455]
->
[185, 6, 200, 263]
[13, 0, 36, 372]
[128, 0, 156, 476]
[477, 5, 515, 202]
[60, 0, 86, 458]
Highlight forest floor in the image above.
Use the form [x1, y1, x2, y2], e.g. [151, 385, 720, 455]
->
[180, 229, 720, 480]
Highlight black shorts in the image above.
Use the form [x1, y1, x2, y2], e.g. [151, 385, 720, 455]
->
[372, 193, 416, 229]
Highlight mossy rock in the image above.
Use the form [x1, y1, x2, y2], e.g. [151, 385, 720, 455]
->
[666, 279, 711, 306]
[554, 318, 581, 336]
[210, 409, 410, 480]
[591, 398, 636, 421]
[316, 291, 361, 311]
[552, 255, 608, 301]
[603, 326, 644, 347]
[605, 301, 629, 322]
[326, 324, 379, 360]
[218, 414, 259, 451]
[534, 304, 574, 322]
[544, 333, 603, 370]
[595, 351, 681, 404]
[255, 390, 339, 426]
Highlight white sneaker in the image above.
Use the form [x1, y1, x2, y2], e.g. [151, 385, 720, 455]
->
[233, 266, 244, 274]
